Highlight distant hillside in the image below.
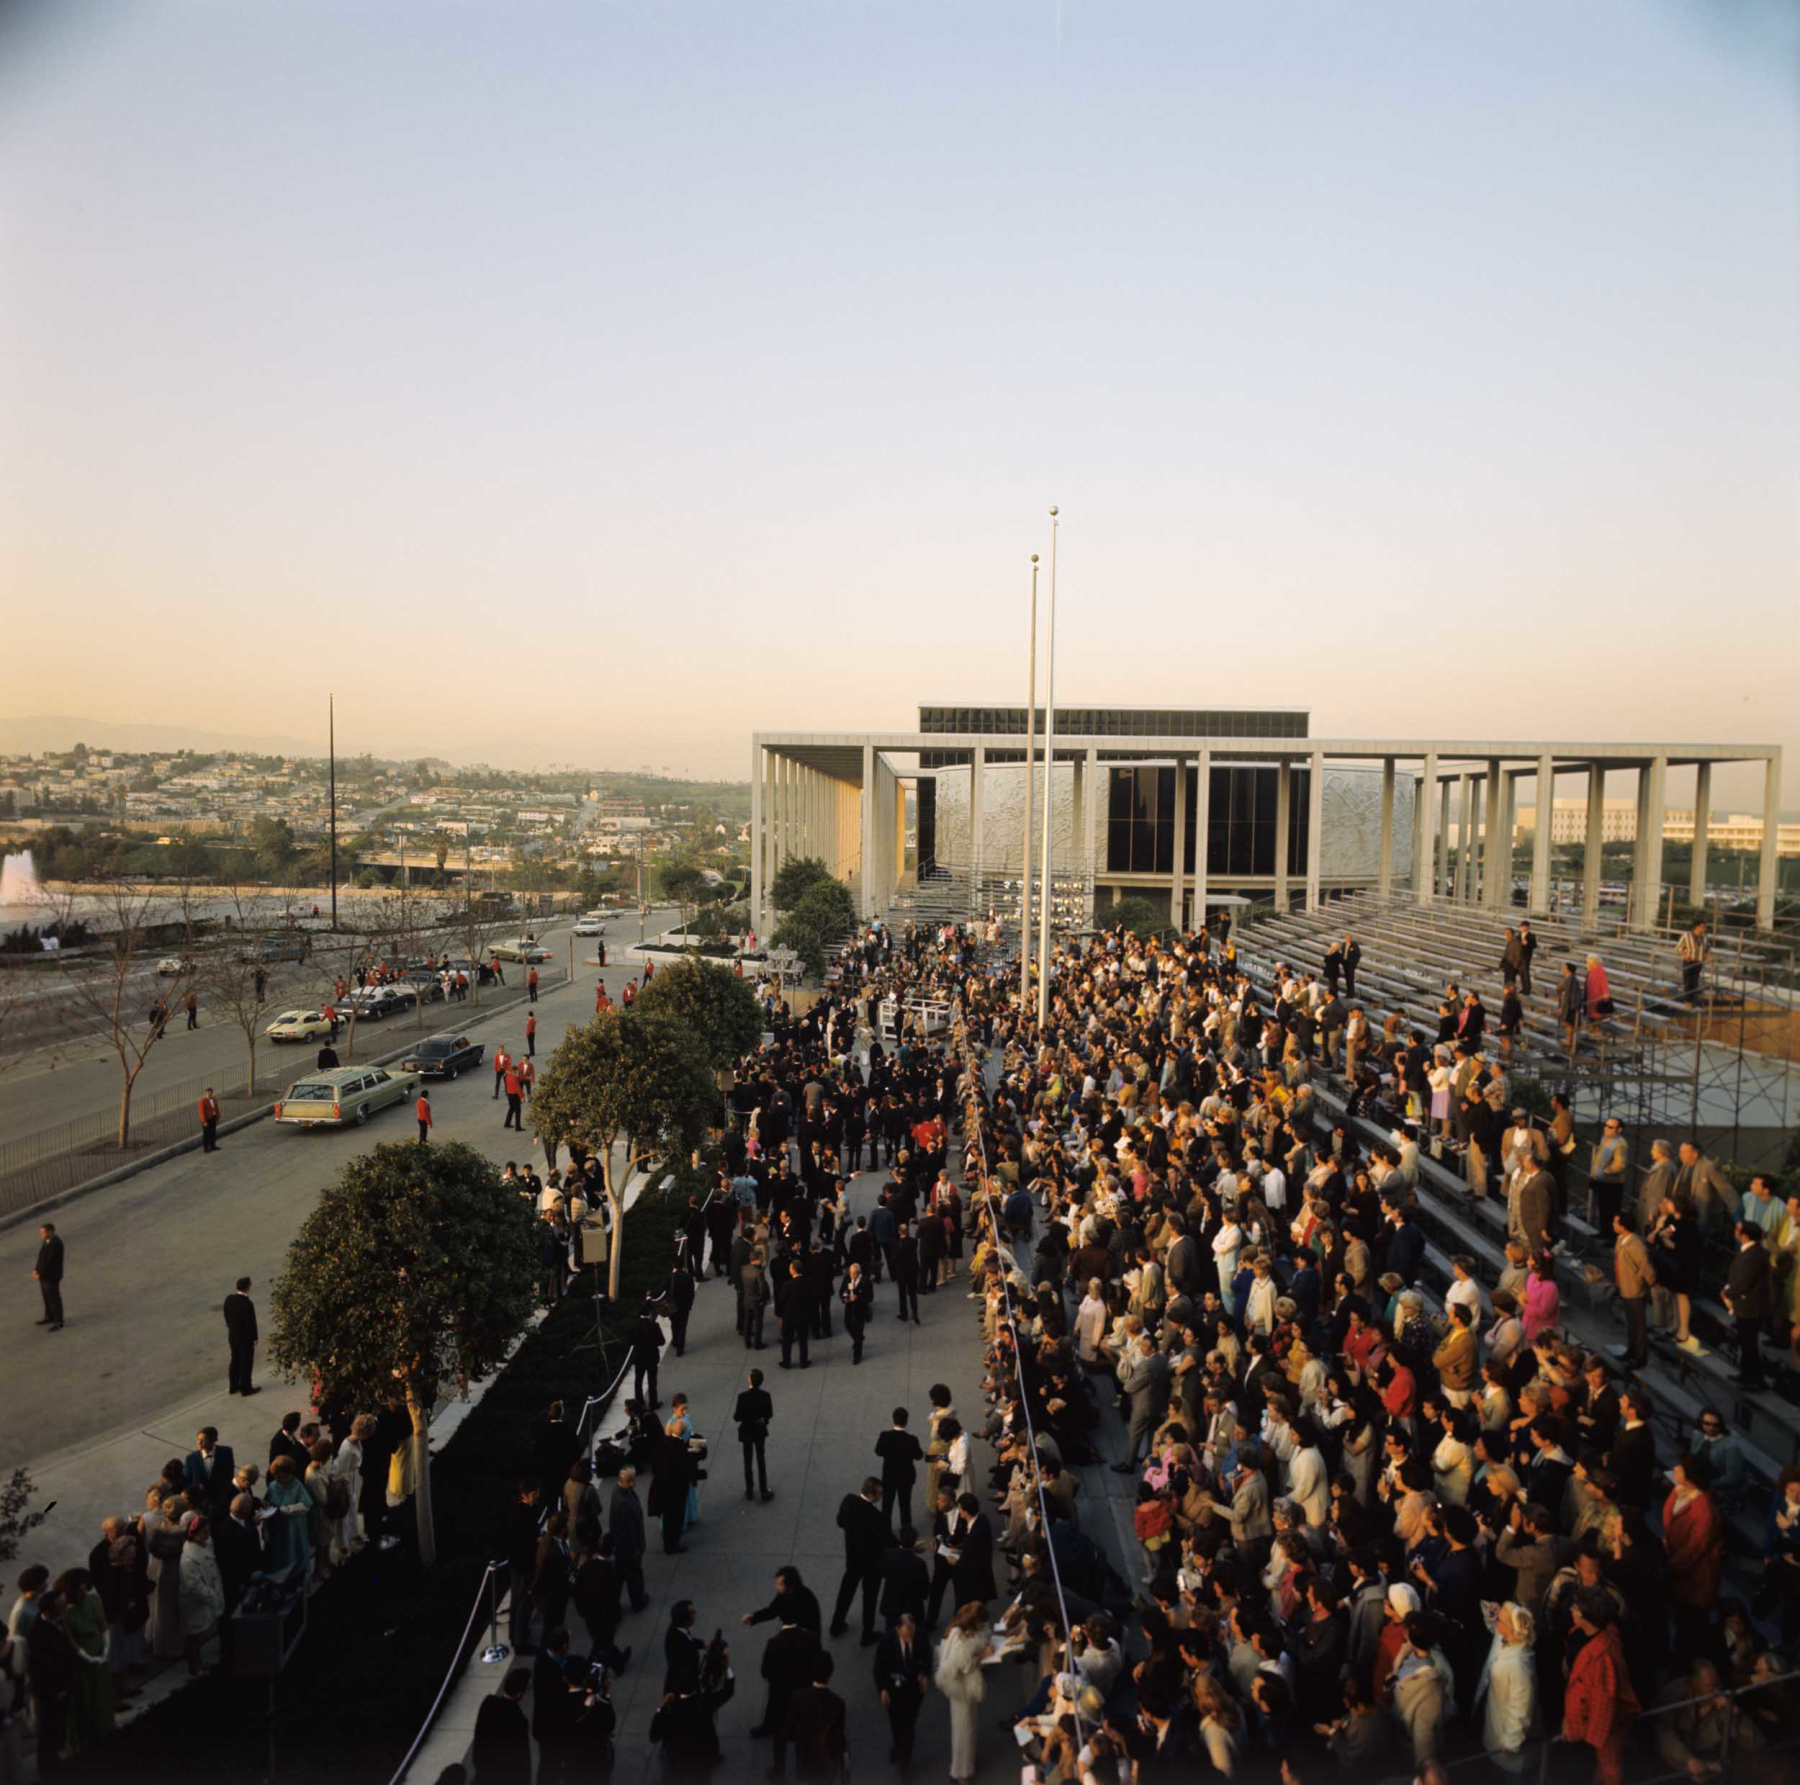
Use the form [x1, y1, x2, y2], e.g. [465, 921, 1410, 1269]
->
[0, 715, 322, 757]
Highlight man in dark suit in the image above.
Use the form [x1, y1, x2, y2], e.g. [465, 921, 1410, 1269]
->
[268, 1411, 309, 1472]
[777, 1261, 817, 1369]
[183, 1427, 237, 1515]
[34, 1222, 64, 1329]
[471, 1666, 534, 1785]
[502, 1481, 544, 1654]
[873, 1612, 932, 1768]
[829, 1477, 893, 1643]
[214, 1491, 263, 1671]
[647, 1427, 695, 1555]
[874, 1409, 924, 1531]
[663, 1597, 708, 1693]
[630, 1300, 664, 1408]
[877, 1527, 929, 1632]
[735, 1367, 775, 1502]
[1724, 1220, 1772, 1387]
[891, 1224, 922, 1325]
[1606, 1386, 1657, 1511]
[949, 1493, 997, 1608]
[667, 1256, 696, 1357]
[925, 1489, 962, 1627]
[1126, 1689, 1200, 1780]
[224, 1276, 259, 1396]
[782, 1650, 848, 1783]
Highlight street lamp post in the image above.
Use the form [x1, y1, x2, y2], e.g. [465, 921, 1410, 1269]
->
[1019, 553, 1039, 1014]
[1035, 507, 1059, 1032]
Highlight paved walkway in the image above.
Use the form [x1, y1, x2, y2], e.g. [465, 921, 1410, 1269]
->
[407, 1160, 1144, 1785]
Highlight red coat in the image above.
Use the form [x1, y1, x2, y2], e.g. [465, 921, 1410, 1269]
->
[1562, 1624, 1639, 1748]
[1662, 1486, 1724, 1606]
[198, 1094, 219, 1123]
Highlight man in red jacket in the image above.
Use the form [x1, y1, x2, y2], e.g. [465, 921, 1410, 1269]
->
[1561, 1589, 1640, 1785]
[527, 965, 539, 1003]
[416, 1090, 432, 1146]
[198, 1088, 221, 1153]
[493, 1046, 510, 1100]
[525, 1013, 537, 1057]
[502, 1061, 525, 1132]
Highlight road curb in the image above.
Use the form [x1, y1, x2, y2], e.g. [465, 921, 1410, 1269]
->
[0, 971, 580, 1233]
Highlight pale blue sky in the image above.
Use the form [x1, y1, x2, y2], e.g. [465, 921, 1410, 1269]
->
[1, 2, 1795, 794]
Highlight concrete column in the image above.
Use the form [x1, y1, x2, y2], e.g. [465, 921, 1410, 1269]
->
[1483, 759, 1504, 909]
[1084, 749, 1100, 923]
[1071, 755, 1085, 875]
[1455, 776, 1473, 902]
[859, 744, 876, 917]
[1530, 754, 1554, 915]
[1169, 756, 1188, 926]
[1582, 765, 1606, 931]
[969, 745, 986, 912]
[1274, 759, 1292, 911]
[1377, 758, 1395, 896]
[1192, 748, 1211, 930]
[1437, 776, 1452, 897]
[1500, 773, 1518, 903]
[1633, 756, 1667, 932]
[1688, 762, 1712, 908]
[1757, 752, 1782, 931]
[751, 739, 766, 933]
[1305, 750, 1325, 912]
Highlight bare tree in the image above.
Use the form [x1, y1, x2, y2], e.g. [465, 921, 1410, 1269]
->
[53, 878, 203, 1147]
[450, 899, 509, 1008]
[199, 886, 305, 1096]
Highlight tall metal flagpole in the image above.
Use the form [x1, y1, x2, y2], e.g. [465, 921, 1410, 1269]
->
[1019, 554, 1039, 1014]
[328, 694, 339, 932]
[1035, 508, 1059, 1031]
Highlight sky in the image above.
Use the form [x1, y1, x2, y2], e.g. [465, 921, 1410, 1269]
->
[1, 1, 1795, 797]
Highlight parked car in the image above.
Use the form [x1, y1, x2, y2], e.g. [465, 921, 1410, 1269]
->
[243, 934, 310, 964]
[490, 937, 551, 963]
[265, 1009, 333, 1043]
[156, 954, 196, 976]
[349, 985, 409, 1018]
[397, 1034, 485, 1080]
[274, 1064, 421, 1129]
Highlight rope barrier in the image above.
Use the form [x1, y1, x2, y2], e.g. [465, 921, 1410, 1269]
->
[951, 997, 1094, 1739]
[385, 1562, 498, 1785]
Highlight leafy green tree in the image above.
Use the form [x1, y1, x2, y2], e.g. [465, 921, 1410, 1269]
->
[268, 1141, 536, 1568]
[635, 955, 763, 1070]
[659, 862, 708, 933]
[770, 855, 832, 913]
[529, 1011, 715, 1299]
[0, 1467, 50, 1565]
[1107, 896, 1170, 940]
[251, 815, 297, 879]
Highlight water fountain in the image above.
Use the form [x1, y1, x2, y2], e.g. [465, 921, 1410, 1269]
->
[0, 849, 49, 916]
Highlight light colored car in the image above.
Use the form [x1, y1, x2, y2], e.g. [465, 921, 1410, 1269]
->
[156, 954, 196, 976]
[489, 937, 552, 963]
[572, 917, 606, 936]
[265, 1009, 333, 1043]
[274, 1064, 421, 1129]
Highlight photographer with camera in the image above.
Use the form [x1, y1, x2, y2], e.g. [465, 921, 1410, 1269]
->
[531, 1624, 616, 1784]
[649, 1634, 735, 1779]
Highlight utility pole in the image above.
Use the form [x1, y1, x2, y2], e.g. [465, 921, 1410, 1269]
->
[1020, 553, 1039, 1015]
[328, 693, 338, 931]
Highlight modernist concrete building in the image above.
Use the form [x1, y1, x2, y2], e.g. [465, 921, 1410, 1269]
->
[751, 707, 1784, 938]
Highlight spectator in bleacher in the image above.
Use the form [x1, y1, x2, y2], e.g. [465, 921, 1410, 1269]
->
[1456, 990, 1487, 1052]
[1674, 1140, 1739, 1233]
[1611, 1212, 1655, 1369]
[1646, 1193, 1705, 1356]
[1499, 927, 1524, 990]
[1677, 920, 1711, 1002]
[1636, 1138, 1677, 1231]
[1556, 960, 1584, 1053]
[1517, 922, 1538, 995]
[1588, 1117, 1628, 1233]
[1686, 1409, 1746, 1516]
[1724, 1221, 1772, 1389]
[1584, 953, 1613, 1026]
[1546, 1093, 1576, 1218]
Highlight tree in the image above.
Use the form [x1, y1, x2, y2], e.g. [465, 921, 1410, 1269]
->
[659, 863, 708, 935]
[771, 874, 857, 978]
[770, 855, 832, 913]
[268, 1141, 536, 1569]
[53, 879, 203, 1146]
[528, 1011, 715, 1300]
[0, 1466, 50, 1565]
[1107, 896, 1169, 940]
[635, 956, 763, 1071]
[200, 886, 304, 1094]
[251, 816, 298, 880]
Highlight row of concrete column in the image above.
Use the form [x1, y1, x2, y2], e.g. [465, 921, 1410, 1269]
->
[751, 746, 904, 933]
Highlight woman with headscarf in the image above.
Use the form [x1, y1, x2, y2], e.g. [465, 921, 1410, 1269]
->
[1475, 1601, 1537, 1773]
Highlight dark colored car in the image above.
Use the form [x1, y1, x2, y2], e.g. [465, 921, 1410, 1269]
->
[397, 1034, 485, 1080]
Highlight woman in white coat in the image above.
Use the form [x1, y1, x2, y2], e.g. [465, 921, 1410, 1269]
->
[332, 1414, 374, 1558]
[1072, 1279, 1109, 1368]
[935, 1601, 993, 1784]
[1474, 1601, 1537, 1773]
[1288, 1421, 1331, 1528]
[178, 1517, 225, 1678]
[1211, 1215, 1243, 1316]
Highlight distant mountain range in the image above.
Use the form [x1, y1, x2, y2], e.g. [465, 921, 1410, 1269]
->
[0, 715, 328, 757]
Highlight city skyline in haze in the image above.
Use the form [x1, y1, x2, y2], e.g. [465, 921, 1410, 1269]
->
[2, 2, 1795, 800]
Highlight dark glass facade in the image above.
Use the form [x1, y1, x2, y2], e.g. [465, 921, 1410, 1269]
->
[918, 705, 1307, 739]
[1106, 765, 1310, 877]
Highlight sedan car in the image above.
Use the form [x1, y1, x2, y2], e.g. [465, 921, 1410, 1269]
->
[349, 985, 408, 1018]
[265, 1009, 333, 1043]
[572, 917, 607, 937]
[156, 954, 196, 976]
[490, 937, 552, 963]
[397, 1034, 485, 1080]
[275, 1065, 421, 1129]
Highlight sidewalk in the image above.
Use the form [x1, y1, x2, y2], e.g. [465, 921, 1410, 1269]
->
[402, 1164, 1146, 1785]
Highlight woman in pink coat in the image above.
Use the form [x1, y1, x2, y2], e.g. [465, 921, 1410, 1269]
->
[1521, 1260, 1561, 1341]
[1584, 955, 1613, 1024]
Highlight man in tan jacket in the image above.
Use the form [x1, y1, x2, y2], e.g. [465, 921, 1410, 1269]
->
[1612, 1211, 1656, 1367]
[1432, 1302, 1480, 1407]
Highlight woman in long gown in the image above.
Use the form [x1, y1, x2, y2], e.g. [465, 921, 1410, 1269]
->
[668, 1394, 701, 1526]
[55, 1569, 114, 1751]
[142, 1489, 188, 1661]
[935, 1602, 993, 1784]
[332, 1416, 373, 1558]
[262, 1456, 314, 1586]
[179, 1520, 226, 1677]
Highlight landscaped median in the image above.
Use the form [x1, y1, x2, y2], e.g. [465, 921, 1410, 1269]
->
[61, 1156, 702, 1785]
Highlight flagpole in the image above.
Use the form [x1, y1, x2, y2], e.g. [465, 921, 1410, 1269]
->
[1019, 553, 1039, 1015]
[1035, 507, 1058, 1032]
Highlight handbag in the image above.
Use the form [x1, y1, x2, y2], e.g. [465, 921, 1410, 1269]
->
[1595, 997, 1615, 1018]
[686, 1434, 709, 1461]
